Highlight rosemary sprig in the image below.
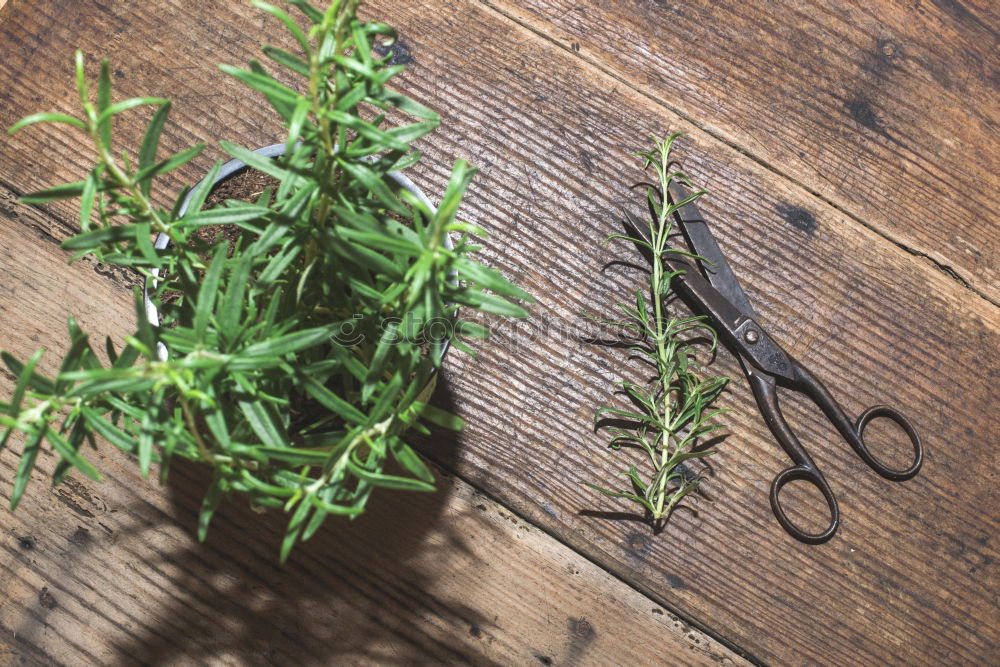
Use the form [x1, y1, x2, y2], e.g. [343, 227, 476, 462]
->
[588, 134, 730, 523]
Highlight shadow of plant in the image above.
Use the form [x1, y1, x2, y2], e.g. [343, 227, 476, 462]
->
[112, 378, 492, 665]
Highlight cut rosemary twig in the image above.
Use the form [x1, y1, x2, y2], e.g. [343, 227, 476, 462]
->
[588, 133, 730, 524]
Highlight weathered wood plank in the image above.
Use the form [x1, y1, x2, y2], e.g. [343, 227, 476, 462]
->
[369, 3, 999, 664]
[483, 0, 1000, 304]
[0, 193, 746, 666]
[0, 0, 997, 664]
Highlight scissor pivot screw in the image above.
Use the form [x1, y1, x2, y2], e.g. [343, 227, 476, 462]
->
[743, 329, 759, 344]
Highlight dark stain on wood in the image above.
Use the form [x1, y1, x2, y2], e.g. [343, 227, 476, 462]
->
[18, 535, 36, 550]
[568, 617, 595, 642]
[625, 531, 651, 557]
[374, 37, 415, 65]
[69, 526, 92, 548]
[666, 573, 685, 589]
[38, 587, 57, 610]
[777, 203, 818, 235]
[847, 97, 883, 133]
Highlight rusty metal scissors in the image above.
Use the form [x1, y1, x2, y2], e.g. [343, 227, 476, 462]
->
[624, 183, 923, 543]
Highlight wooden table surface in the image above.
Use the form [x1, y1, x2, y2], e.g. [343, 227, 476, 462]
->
[1, 1, 997, 665]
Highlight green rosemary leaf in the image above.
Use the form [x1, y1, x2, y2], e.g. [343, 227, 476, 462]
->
[285, 0, 324, 24]
[362, 321, 398, 403]
[308, 493, 365, 517]
[179, 159, 222, 215]
[256, 242, 302, 288]
[220, 140, 293, 182]
[262, 44, 311, 75]
[339, 227, 422, 256]
[4, 350, 51, 407]
[219, 64, 301, 113]
[97, 97, 168, 127]
[301, 375, 367, 425]
[454, 258, 533, 301]
[336, 158, 407, 215]
[326, 109, 410, 152]
[450, 290, 529, 318]
[329, 235, 403, 279]
[336, 83, 369, 113]
[241, 324, 333, 358]
[55, 320, 91, 392]
[255, 446, 329, 464]
[20, 181, 87, 204]
[97, 59, 113, 147]
[65, 372, 156, 398]
[8, 112, 85, 134]
[133, 287, 157, 359]
[347, 459, 435, 492]
[414, 402, 465, 431]
[435, 160, 474, 229]
[138, 100, 171, 179]
[10, 428, 45, 510]
[220, 253, 253, 338]
[134, 143, 206, 182]
[79, 169, 99, 231]
[583, 482, 656, 514]
[239, 469, 297, 497]
[80, 407, 136, 454]
[194, 244, 227, 341]
[60, 223, 139, 250]
[238, 398, 290, 449]
[388, 149, 423, 172]
[279, 497, 313, 563]
[46, 425, 102, 482]
[456, 319, 490, 339]
[285, 97, 311, 152]
[197, 474, 227, 542]
[389, 438, 435, 484]
[626, 465, 647, 492]
[368, 371, 403, 423]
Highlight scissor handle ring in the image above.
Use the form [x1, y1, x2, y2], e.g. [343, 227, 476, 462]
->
[769, 465, 839, 544]
[855, 405, 923, 481]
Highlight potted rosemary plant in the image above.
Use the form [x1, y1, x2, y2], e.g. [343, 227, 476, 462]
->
[1, 0, 531, 561]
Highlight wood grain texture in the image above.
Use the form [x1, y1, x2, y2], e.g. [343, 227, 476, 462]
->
[484, 0, 1000, 305]
[0, 0, 996, 664]
[0, 191, 745, 667]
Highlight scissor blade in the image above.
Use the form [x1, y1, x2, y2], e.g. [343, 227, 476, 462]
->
[621, 209, 797, 380]
[666, 182, 758, 319]
[621, 210, 747, 337]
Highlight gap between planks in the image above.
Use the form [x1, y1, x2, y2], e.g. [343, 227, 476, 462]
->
[475, 0, 1000, 310]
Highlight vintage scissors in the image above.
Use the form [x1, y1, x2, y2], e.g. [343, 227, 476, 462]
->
[624, 183, 923, 543]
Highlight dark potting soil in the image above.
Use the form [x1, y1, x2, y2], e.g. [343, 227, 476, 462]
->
[197, 167, 281, 252]
[159, 168, 280, 307]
